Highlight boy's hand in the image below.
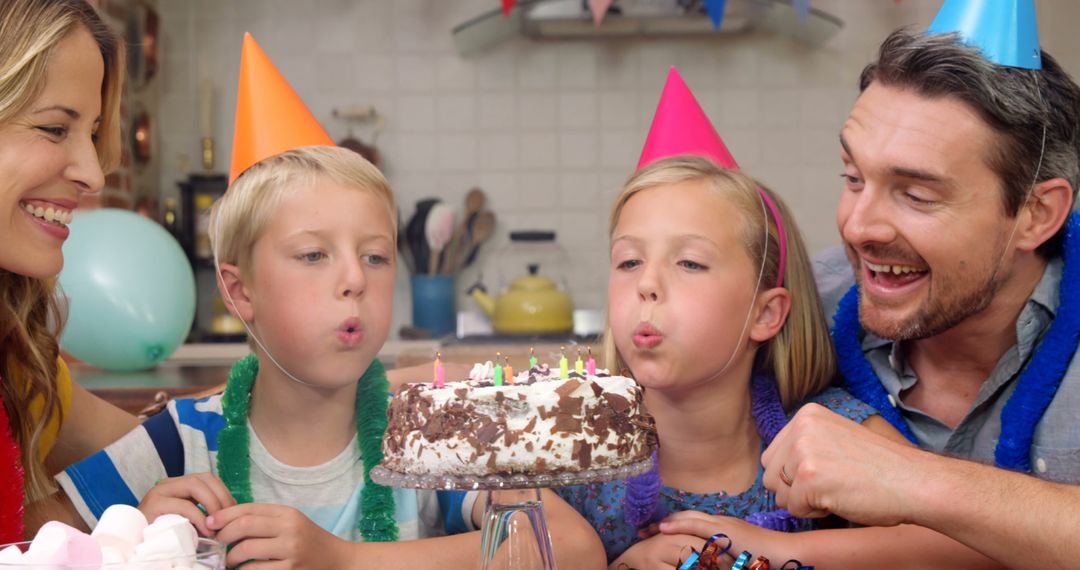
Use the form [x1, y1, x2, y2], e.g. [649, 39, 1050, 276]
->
[208, 503, 349, 570]
[609, 532, 707, 570]
[139, 473, 236, 537]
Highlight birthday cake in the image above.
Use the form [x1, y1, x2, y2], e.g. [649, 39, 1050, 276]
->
[382, 359, 655, 477]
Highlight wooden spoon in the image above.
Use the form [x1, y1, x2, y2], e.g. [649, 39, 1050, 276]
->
[442, 187, 487, 274]
[462, 210, 496, 269]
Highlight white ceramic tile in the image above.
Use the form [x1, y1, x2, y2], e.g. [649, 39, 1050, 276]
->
[478, 134, 519, 171]
[517, 172, 561, 210]
[559, 133, 599, 168]
[519, 133, 559, 169]
[559, 92, 598, 129]
[394, 133, 438, 172]
[437, 55, 476, 91]
[395, 95, 436, 132]
[438, 134, 478, 171]
[474, 51, 518, 91]
[600, 131, 639, 169]
[516, 48, 559, 90]
[558, 48, 598, 89]
[517, 94, 558, 129]
[437, 94, 476, 130]
[315, 53, 354, 93]
[353, 54, 397, 92]
[757, 89, 802, 127]
[715, 89, 761, 128]
[396, 55, 437, 92]
[599, 91, 639, 129]
[475, 172, 519, 209]
[477, 93, 516, 130]
[559, 171, 601, 210]
[597, 45, 640, 90]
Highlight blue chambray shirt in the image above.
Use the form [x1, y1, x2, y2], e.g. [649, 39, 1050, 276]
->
[814, 247, 1080, 483]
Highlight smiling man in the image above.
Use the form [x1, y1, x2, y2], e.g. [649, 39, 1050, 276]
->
[756, 10, 1080, 569]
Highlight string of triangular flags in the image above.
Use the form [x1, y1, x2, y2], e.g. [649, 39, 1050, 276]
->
[498, 0, 821, 28]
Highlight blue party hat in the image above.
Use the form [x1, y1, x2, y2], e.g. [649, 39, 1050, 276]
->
[928, 0, 1041, 70]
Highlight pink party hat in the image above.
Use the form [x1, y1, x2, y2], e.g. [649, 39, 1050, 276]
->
[636, 67, 787, 288]
[637, 67, 738, 170]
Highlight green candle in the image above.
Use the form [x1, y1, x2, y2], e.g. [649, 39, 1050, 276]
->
[494, 352, 503, 386]
[529, 347, 538, 369]
[559, 346, 568, 379]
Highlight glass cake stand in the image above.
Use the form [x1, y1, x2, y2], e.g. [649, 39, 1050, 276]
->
[371, 458, 653, 570]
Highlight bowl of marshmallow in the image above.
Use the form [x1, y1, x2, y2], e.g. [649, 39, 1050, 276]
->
[0, 505, 223, 569]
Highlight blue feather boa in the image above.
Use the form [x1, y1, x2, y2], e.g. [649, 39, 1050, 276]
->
[832, 212, 1080, 471]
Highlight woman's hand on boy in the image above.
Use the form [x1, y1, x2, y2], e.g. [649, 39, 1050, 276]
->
[139, 473, 236, 537]
[610, 531, 708, 570]
[207, 503, 348, 570]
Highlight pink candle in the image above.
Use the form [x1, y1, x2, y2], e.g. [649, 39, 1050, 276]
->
[434, 352, 445, 387]
[586, 346, 597, 375]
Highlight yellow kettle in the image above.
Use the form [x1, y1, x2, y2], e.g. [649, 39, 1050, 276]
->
[469, 264, 573, 334]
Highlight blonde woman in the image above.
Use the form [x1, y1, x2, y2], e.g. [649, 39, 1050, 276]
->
[0, 0, 138, 538]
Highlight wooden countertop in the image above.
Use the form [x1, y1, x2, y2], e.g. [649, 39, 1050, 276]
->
[80, 337, 596, 414]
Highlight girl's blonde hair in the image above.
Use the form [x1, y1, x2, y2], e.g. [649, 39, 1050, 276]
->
[0, 0, 123, 502]
[211, 146, 397, 274]
[602, 155, 836, 409]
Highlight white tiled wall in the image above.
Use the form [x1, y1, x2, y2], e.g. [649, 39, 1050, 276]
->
[156, 0, 1080, 337]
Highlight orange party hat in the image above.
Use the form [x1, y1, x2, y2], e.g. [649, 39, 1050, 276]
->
[229, 33, 334, 183]
[637, 67, 738, 171]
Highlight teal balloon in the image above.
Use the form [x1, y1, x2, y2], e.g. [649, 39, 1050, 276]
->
[58, 208, 195, 371]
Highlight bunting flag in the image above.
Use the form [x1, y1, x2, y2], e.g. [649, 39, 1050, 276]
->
[794, 0, 810, 23]
[704, 0, 726, 30]
[590, 0, 615, 26]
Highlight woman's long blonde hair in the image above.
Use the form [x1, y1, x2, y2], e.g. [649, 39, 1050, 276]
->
[0, 0, 123, 502]
[602, 155, 836, 409]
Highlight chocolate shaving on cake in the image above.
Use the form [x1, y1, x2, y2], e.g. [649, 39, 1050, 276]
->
[572, 441, 593, 469]
[589, 382, 604, 398]
[555, 379, 583, 398]
[523, 416, 538, 433]
[477, 420, 501, 444]
[554, 412, 583, 433]
[558, 395, 584, 412]
[603, 393, 631, 413]
[454, 388, 468, 400]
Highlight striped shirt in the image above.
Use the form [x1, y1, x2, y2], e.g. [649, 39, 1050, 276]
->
[56, 395, 465, 539]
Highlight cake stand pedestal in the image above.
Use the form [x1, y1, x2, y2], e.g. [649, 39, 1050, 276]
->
[371, 458, 653, 570]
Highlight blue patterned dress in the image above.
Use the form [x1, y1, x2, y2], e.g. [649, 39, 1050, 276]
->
[554, 387, 876, 563]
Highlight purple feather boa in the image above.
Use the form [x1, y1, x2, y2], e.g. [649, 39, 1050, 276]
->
[623, 373, 800, 531]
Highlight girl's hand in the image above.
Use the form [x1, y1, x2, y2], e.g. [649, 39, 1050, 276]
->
[609, 532, 709, 570]
[657, 511, 802, 568]
[138, 473, 235, 537]
[207, 503, 349, 570]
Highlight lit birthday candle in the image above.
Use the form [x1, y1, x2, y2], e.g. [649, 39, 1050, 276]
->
[586, 346, 597, 375]
[559, 346, 569, 379]
[529, 347, 538, 369]
[575, 348, 584, 374]
[434, 352, 445, 388]
[494, 352, 504, 386]
[503, 356, 514, 384]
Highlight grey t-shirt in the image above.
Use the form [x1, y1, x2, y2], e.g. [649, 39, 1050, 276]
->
[814, 246, 1080, 483]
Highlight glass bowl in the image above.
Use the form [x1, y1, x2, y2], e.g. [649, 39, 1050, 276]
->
[0, 537, 224, 569]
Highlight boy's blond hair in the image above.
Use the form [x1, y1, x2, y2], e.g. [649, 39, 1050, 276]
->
[210, 146, 397, 274]
[602, 155, 836, 410]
